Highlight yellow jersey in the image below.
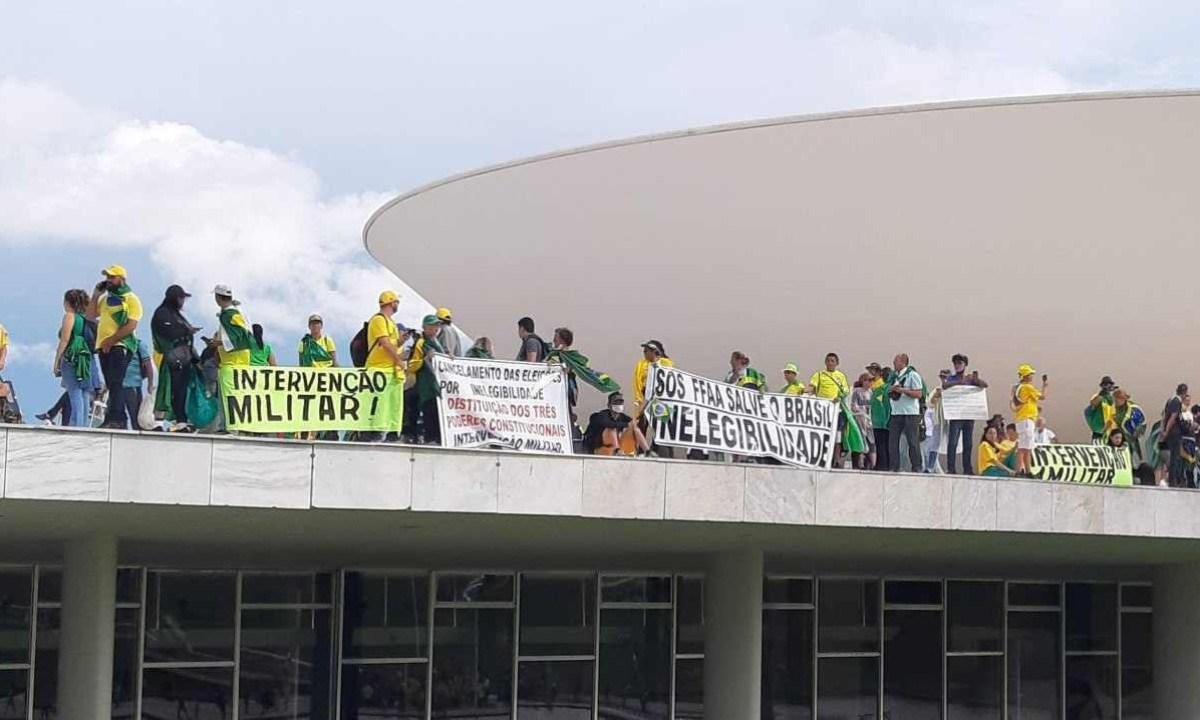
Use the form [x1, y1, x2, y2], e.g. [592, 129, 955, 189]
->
[633, 357, 675, 406]
[1014, 383, 1042, 422]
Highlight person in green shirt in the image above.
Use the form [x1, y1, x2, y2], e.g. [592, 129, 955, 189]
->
[867, 362, 894, 470]
[249, 324, 277, 367]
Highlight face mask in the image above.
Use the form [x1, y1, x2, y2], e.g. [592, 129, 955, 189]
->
[611, 405, 625, 414]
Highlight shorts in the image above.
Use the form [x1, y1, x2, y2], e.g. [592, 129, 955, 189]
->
[1017, 419, 1036, 450]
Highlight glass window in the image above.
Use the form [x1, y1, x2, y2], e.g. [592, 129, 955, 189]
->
[885, 580, 941, 606]
[115, 568, 141, 605]
[112, 607, 140, 720]
[676, 577, 704, 656]
[1066, 656, 1118, 720]
[437, 574, 513, 604]
[519, 575, 594, 657]
[37, 569, 61, 605]
[339, 663, 426, 719]
[761, 609, 813, 720]
[0, 670, 27, 720]
[517, 660, 593, 720]
[883, 609, 941, 720]
[817, 580, 878, 654]
[32, 608, 58, 720]
[1121, 612, 1152, 720]
[432, 607, 513, 717]
[238, 608, 333, 719]
[947, 655, 1002, 719]
[816, 656, 877, 720]
[674, 657, 703, 719]
[242, 572, 332, 605]
[0, 569, 31, 665]
[600, 576, 671, 605]
[341, 572, 428, 659]
[1121, 584, 1152, 609]
[598, 608, 671, 720]
[144, 572, 236, 663]
[763, 577, 813, 605]
[1066, 583, 1117, 652]
[1008, 582, 1060, 607]
[947, 581, 1003, 653]
[142, 667, 234, 720]
[1007, 611, 1061, 720]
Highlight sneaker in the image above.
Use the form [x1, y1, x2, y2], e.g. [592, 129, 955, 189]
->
[35, 412, 51, 422]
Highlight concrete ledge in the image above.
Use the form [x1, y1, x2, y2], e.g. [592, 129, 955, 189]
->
[5, 429, 111, 501]
[313, 444, 412, 511]
[580, 456, 666, 519]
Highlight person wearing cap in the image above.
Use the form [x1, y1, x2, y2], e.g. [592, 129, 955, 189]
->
[367, 291, 405, 373]
[435, 308, 462, 357]
[780, 364, 804, 395]
[867, 362, 892, 470]
[298, 314, 337, 368]
[941, 353, 989, 475]
[1111, 389, 1146, 464]
[210, 285, 256, 367]
[582, 392, 650, 456]
[87, 265, 144, 428]
[1086, 376, 1118, 442]
[151, 285, 199, 431]
[405, 314, 447, 444]
[632, 340, 673, 411]
[1012, 364, 1049, 476]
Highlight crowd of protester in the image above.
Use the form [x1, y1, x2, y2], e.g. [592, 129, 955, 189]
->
[0, 264, 1195, 488]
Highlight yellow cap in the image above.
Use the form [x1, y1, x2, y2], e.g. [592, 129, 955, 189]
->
[782, 363, 799, 374]
[436, 307, 453, 321]
[1017, 363, 1036, 378]
[378, 290, 399, 305]
[102, 264, 128, 279]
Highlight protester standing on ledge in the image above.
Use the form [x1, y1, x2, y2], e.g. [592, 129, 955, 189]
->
[728, 351, 767, 391]
[553, 327, 579, 426]
[1112, 389, 1146, 465]
[436, 308, 462, 357]
[780, 364, 804, 395]
[122, 337, 154, 428]
[942, 353, 988, 475]
[867, 363, 891, 470]
[850, 373, 875, 469]
[51, 289, 96, 428]
[211, 285, 255, 367]
[633, 341, 672, 412]
[466, 337, 493, 359]
[406, 314, 446, 445]
[298, 314, 337, 367]
[151, 285, 198, 432]
[249, 325, 278, 367]
[808, 353, 849, 467]
[0, 321, 7, 373]
[1012, 364, 1048, 477]
[887, 353, 924, 473]
[1086, 376, 1118, 442]
[516, 317, 547, 362]
[1160, 383, 1189, 487]
[89, 265, 143, 429]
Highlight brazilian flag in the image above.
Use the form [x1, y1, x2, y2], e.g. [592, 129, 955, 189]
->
[547, 348, 619, 393]
[299, 335, 332, 367]
[839, 396, 867, 454]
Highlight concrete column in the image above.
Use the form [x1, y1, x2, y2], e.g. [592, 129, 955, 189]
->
[1154, 562, 1200, 717]
[57, 536, 117, 719]
[703, 547, 764, 720]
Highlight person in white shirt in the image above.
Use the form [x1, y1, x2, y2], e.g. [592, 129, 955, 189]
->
[1033, 417, 1057, 445]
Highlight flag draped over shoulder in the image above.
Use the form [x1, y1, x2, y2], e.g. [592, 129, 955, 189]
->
[839, 396, 867, 454]
[299, 335, 332, 367]
[547, 348, 620, 393]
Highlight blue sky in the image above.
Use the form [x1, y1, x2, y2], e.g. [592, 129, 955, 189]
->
[2, 0, 1199, 414]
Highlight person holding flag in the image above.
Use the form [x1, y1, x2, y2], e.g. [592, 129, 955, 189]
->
[1112, 388, 1147, 465]
[210, 284, 257, 367]
[298, 314, 337, 368]
[807, 353, 852, 467]
[405, 314, 447, 444]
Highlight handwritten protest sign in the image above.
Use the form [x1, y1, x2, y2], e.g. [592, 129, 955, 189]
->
[219, 366, 404, 432]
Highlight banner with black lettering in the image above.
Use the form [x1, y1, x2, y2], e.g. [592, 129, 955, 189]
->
[218, 366, 404, 432]
[431, 355, 573, 454]
[1029, 444, 1133, 486]
[646, 364, 838, 468]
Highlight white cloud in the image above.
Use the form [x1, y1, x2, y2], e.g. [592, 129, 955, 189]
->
[0, 78, 435, 347]
[4, 342, 56, 368]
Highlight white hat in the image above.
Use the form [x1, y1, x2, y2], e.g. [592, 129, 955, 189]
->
[213, 284, 241, 306]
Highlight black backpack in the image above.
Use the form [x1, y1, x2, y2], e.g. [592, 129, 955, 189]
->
[349, 319, 373, 367]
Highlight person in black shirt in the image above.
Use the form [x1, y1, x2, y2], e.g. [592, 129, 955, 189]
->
[582, 392, 649, 456]
[1161, 383, 1189, 487]
[150, 285, 199, 431]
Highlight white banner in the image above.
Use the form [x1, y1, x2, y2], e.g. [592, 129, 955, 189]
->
[940, 385, 990, 421]
[431, 355, 573, 454]
[646, 364, 838, 468]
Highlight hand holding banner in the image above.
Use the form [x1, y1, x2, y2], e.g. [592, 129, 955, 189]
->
[941, 385, 990, 421]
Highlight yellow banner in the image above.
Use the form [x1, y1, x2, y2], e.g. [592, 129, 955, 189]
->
[1029, 444, 1133, 486]
[218, 366, 404, 432]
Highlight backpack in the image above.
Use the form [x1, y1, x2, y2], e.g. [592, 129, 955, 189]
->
[349, 316, 378, 367]
[528, 333, 550, 362]
[0, 378, 21, 424]
[1010, 384, 1023, 411]
[82, 317, 98, 353]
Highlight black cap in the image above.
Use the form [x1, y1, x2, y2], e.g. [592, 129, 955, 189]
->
[952, 353, 968, 364]
[608, 392, 625, 404]
[1100, 376, 1116, 387]
[165, 284, 191, 301]
[641, 340, 666, 356]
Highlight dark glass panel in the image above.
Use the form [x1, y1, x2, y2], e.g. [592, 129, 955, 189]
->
[341, 572, 428, 659]
[598, 608, 671, 719]
[1121, 612, 1153, 720]
[676, 577, 704, 655]
[32, 608, 58, 720]
[37, 569, 61, 605]
[947, 581, 1003, 653]
[519, 575, 594, 657]
[516, 660, 593, 719]
[1066, 656, 1118, 720]
[1120, 584, 1152, 609]
[885, 580, 942, 606]
[763, 578, 813, 605]
[0, 569, 31, 665]
[817, 580, 879, 654]
[437, 574, 514, 604]
[238, 608, 333, 719]
[816, 656, 877, 720]
[339, 663, 426, 719]
[112, 607, 139, 719]
[0, 670, 27, 720]
[1008, 583, 1060, 607]
[141, 667, 234, 720]
[674, 658, 703, 719]
[1007, 611, 1061, 720]
[242, 572, 332, 605]
[600, 576, 672, 605]
[761, 609, 813, 720]
[1066, 583, 1117, 652]
[883, 609, 941, 719]
[144, 572, 236, 663]
[947, 655, 1002, 719]
[432, 607, 513, 717]
[115, 568, 141, 605]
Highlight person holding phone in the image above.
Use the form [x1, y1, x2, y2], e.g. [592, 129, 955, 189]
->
[1012, 365, 1049, 476]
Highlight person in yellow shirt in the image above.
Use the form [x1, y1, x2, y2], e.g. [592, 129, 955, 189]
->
[806, 353, 850, 399]
[210, 284, 256, 367]
[0, 323, 8, 373]
[1012, 364, 1049, 476]
[88, 265, 143, 428]
[632, 340, 673, 412]
[780, 363, 804, 395]
[367, 291, 405, 373]
[977, 425, 1016, 476]
[298, 314, 337, 368]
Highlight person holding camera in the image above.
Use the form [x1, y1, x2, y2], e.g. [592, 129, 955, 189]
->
[88, 265, 143, 429]
[1012, 364, 1049, 477]
[887, 353, 924, 473]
